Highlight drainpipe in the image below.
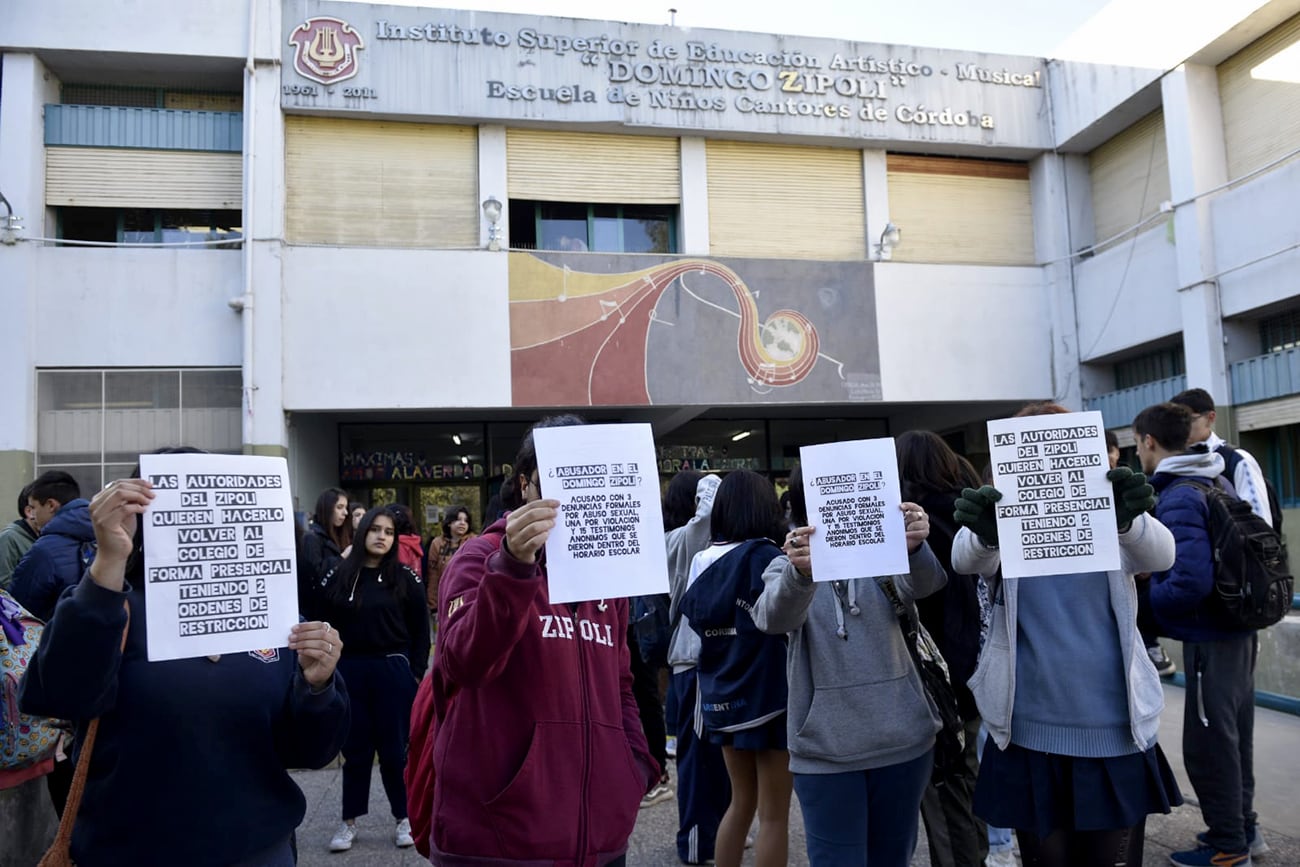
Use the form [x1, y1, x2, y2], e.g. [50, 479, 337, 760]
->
[239, 0, 258, 450]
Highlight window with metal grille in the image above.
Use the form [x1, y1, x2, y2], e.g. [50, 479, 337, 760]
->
[1114, 346, 1185, 390]
[57, 208, 242, 247]
[1266, 425, 1300, 508]
[60, 84, 241, 110]
[35, 369, 242, 496]
[1260, 310, 1300, 353]
[508, 201, 677, 253]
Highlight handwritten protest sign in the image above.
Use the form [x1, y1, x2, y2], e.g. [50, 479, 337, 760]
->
[533, 423, 669, 604]
[139, 453, 299, 661]
[988, 410, 1119, 578]
[799, 438, 909, 581]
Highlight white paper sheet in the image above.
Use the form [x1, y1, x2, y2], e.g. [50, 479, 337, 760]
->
[139, 453, 300, 661]
[533, 423, 670, 604]
[987, 410, 1120, 578]
[799, 437, 909, 582]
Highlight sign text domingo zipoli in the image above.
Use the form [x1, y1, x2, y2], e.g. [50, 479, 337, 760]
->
[282, 2, 1051, 149]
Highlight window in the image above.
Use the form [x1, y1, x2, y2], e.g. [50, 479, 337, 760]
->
[57, 208, 242, 246]
[60, 84, 241, 111]
[509, 200, 677, 253]
[1266, 425, 1300, 508]
[1114, 346, 1185, 390]
[1260, 310, 1300, 353]
[36, 369, 242, 494]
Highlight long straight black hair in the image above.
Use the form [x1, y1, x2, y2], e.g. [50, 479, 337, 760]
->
[321, 506, 408, 608]
[710, 469, 785, 545]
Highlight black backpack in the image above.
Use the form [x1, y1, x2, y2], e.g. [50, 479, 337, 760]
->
[1170, 480, 1293, 629]
[1217, 444, 1284, 532]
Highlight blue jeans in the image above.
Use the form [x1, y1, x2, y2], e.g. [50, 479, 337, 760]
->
[793, 749, 932, 867]
[976, 726, 1014, 853]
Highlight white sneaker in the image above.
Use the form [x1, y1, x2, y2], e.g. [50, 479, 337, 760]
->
[329, 822, 357, 852]
[640, 780, 674, 808]
[395, 817, 415, 848]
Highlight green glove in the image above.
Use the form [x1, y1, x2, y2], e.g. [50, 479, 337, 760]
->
[953, 485, 1003, 547]
[1108, 466, 1154, 532]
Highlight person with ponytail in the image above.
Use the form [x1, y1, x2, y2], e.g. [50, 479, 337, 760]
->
[317, 506, 431, 853]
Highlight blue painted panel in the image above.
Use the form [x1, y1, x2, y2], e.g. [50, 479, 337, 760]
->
[45, 105, 242, 152]
[1231, 349, 1300, 405]
[1084, 374, 1188, 430]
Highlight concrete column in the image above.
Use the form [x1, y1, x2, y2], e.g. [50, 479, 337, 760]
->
[0, 53, 59, 511]
[679, 136, 709, 255]
[1029, 152, 1085, 409]
[240, 7, 288, 457]
[862, 149, 889, 258]
[478, 124, 507, 248]
[1163, 64, 1231, 406]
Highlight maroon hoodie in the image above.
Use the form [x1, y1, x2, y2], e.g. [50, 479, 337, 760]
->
[428, 519, 657, 866]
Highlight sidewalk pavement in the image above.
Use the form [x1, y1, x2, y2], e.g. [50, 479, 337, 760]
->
[293, 682, 1300, 866]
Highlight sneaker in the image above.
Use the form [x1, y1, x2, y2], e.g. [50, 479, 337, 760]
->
[665, 735, 678, 758]
[1197, 829, 1269, 859]
[640, 780, 674, 808]
[987, 850, 1019, 867]
[395, 817, 414, 848]
[1148, 644, 1177, 677]
[329, 822, 357, 852]
[1169, 844, 1251, 867]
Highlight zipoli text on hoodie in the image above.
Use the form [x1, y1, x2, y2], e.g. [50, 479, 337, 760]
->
[1149, 448, 1253, 642]
[428, 518, 657, 866]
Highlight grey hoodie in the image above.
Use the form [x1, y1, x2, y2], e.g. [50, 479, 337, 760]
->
[752, 544, 947, 774]
[665, 474, 721, 671]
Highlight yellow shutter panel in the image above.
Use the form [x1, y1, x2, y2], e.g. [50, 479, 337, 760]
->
[285, 116, 478, 248]
[1088, 111, 1170, 245]
[46, 148, 242, 209]
[707, 141, 864, 260]
[886, 155, 1034, 265]
[507, 130, 680, 203]
[164, 93, 243, 111]
[1218, 13, 1300, 178]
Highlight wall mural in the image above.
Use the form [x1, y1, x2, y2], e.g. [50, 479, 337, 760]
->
[509, 253, 881, 406]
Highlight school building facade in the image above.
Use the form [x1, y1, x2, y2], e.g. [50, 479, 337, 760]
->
[3, 0, 1300, 532]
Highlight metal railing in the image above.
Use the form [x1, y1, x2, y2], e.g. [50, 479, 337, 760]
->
[45, 104, 242, 153]
[1229, 348, 1300, 405]
[1084, 374, 1188, 430]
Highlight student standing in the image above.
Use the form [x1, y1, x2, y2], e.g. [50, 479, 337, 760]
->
[318, 507, 431, 852]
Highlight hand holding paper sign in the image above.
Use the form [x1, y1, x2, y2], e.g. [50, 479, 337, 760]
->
[954, 486, 1002, 547]
[1107, 467, 1155, 532]
[783, 525, 815, 577]
[901, 502, 931, 552]
[288, 620, 341, 689]
[88, 478, 156, 592]
[505, 498, 561, 564]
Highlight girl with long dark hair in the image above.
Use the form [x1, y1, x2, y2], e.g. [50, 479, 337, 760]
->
[300, 488, 352, 617]
[318, 507, 431, 853]
[679, 469, 791, 867]
[425, 504, 477, 617]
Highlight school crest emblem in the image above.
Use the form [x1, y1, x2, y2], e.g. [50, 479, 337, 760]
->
[288, 17, 365, 85]
[248, 648, 280, 664]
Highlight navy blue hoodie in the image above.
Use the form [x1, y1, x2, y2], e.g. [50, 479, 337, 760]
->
[679, 540, 788, 733]
[20, 577, 350, 866]
[11, 498, 95, 622]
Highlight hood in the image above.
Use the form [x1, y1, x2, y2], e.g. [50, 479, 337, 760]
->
[397, 533, 423, 556]
[1153, 446, 1224, 481]
[8, 518, 38, 543]
[42, 498, 94, 542]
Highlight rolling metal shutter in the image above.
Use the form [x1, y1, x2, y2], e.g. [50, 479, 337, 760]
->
[886, 155, 1034, 265]
[285, 116, 478, 248]
[707, 140, 865, 259]
[506, 129, 680, 203]
[1088, 111, 1170, 245]
[1218, 13, 1300, 178]
[45, 147, 242, 209]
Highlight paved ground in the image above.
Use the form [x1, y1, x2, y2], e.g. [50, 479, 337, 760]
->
[294, 682, 1300, 865]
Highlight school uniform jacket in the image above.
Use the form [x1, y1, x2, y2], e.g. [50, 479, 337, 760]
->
[428, 517, 658, 866]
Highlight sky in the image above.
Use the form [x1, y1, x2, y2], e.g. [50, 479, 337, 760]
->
[339, 0, 1272, 67]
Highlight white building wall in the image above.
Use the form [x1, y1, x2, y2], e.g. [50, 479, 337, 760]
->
[0, 0, 248, 58]
[1073, 228, 1181, 361]
[874, 264, 1051, 401]
[280, 247, 512, 410]
[32, 249, 244, 366]
[1213, 159, 1300, 318]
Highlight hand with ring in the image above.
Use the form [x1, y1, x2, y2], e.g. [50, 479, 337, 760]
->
[784, 525, 816, 578]
[289, 620, 340, 689]
[900, 502, 930, 553]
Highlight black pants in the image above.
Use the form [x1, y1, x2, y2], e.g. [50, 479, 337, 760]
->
[919, 716, 988, 867]
[1135, 578, 1161, 649]
[1183, 634, 1257, 854]
[628, 624, 667, 778]
[338, 654, 419, 821]
[46, 756, 73, 817]
[1016, 819, 1145, 867]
